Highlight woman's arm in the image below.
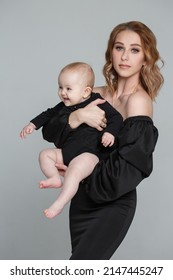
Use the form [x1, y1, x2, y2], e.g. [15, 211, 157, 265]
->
[86, 116, 158, 203]
[68, 98, 107, 130]
[126, 91, 153, 119]
[86, 91, 156, 203]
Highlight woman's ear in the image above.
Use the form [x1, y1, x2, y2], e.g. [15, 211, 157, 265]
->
[83, 87, 92, 99]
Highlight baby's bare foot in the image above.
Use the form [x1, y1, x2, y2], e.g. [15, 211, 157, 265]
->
[44, 203, 63, 219]
[39, 176, 62, 189]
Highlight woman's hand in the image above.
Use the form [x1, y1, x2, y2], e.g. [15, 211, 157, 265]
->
[69, 98, 107, 131]
[55, 163, 68, 177]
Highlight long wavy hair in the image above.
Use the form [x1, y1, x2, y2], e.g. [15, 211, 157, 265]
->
[103, 21, 164, 100]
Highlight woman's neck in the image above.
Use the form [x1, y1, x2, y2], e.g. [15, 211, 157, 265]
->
[116, 77, 140, 98]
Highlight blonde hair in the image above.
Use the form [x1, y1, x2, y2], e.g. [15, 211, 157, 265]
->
[103, 21, 164, 100]
[59, 62, 95, 89]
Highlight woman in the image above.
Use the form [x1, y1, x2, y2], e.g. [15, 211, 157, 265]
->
[57, 21, 164, 259]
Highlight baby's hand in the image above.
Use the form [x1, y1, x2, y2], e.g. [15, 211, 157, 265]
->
[101, 132, 115, 147]
[20, 122, 36, 139]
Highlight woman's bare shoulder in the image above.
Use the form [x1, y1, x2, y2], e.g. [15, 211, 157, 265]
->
[93, 86, 105, 97]
[126, 90, 153, 118]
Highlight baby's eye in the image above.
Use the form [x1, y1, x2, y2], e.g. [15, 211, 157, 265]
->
[67, 87, 72, 91]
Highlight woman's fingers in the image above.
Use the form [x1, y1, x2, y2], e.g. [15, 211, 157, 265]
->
[90, 98, 106, 106]
[55, 163, 67, 176]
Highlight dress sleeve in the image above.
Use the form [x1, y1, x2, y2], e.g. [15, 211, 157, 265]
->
[98, 101, 123, 137]
[86, 116, 159, 203]
[41, 105, 73, 146]
[30, 103, 64, 129]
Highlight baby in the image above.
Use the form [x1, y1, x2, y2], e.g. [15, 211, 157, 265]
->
[20, 62, 123, 218]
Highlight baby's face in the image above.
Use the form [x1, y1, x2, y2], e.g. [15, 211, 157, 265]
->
[58, 71, 89, 106]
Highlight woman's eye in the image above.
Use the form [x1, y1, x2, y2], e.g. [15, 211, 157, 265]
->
[115, 46, 123, 51]
[131, 48, 140, 53]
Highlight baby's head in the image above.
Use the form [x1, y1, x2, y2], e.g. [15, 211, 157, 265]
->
[58, 62, 95, 106]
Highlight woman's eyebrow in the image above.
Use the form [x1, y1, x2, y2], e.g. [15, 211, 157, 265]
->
[114, 41, 142, 47]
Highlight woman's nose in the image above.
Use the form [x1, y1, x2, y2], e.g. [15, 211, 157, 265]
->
[121, 50, 129, 61]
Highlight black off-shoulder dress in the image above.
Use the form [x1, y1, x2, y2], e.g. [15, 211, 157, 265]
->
[69, 116, 158, 259]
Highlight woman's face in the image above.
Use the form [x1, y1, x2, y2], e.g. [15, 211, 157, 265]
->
[112, 30, 145, 79]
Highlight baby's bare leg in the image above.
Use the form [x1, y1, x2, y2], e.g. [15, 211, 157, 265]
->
[39, 148, 63, 189]
[44, 153, 99, 218]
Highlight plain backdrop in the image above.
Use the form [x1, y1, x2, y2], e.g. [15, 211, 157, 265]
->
[0, 0, 172, 260]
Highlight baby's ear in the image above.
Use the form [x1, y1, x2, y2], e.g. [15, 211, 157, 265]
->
[83, 86, 92, 99]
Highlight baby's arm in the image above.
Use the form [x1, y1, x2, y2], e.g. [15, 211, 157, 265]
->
[101, 132, 115, 147]
[20, 122, 36, 139]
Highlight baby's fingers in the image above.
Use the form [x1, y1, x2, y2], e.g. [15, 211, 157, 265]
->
[101, 135, 109, 147]
[20, 129, 27, 139]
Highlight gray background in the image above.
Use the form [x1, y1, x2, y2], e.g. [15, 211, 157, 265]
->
[0, 0, 172, 260]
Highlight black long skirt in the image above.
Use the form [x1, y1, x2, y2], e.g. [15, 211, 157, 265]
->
[69, 184, 136, 260]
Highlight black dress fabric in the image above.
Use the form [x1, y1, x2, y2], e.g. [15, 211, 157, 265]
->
[87, 116, 158, 202]
[69, 116, 158, 259]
